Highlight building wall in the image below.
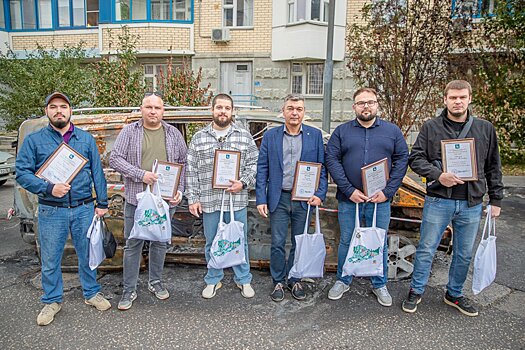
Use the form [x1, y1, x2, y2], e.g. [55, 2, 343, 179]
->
[10, 31, 98, 51]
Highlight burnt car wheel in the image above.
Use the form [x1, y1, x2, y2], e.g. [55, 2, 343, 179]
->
[387, 234, 416, 280]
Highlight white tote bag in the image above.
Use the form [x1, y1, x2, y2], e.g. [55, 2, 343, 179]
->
[288, 204, 326, 279]
[342, 203, 386, 278]
[208, 191, 247, 270]
[129, 183, 171, 242]
[472, 205, 497, 295]
[87, 215, 105, 270]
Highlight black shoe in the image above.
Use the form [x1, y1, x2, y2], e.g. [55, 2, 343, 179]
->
[270, 283, 285, 302]
[444, 292, 479, 317]
[402, 289, 422, 313]
[288, 282, 306, 300]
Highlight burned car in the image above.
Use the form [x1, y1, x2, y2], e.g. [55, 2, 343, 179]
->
[14, 108, 446, 280]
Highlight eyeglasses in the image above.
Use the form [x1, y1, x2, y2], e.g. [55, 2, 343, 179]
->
[354, 100, 378, 107]
[144, 92, 163, 99]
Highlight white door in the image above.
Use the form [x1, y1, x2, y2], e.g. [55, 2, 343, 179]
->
[220, 62, 253, 105]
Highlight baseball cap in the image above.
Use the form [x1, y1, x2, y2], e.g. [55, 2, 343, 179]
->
[45, 92, 71, 107]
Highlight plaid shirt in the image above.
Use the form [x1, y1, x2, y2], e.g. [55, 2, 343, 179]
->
[185, 123, 258, 213]
[109, 119, 187, 206]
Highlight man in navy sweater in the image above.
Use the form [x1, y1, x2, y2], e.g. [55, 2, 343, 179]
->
[325, 87, 408, 306]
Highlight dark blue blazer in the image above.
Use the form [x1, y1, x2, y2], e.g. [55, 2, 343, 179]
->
[256, 124, 328, 213]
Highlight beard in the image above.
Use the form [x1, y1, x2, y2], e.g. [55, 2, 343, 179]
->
[448, 109, 467, 119]
[356, 111, 377, 122]
[48, 113, 70, 129]
[213, 115, 232, 128]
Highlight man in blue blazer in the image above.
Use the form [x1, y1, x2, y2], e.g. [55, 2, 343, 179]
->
[256, 93, 328, 302]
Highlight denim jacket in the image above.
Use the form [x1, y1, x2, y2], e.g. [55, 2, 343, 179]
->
[16, 123, 108, 208]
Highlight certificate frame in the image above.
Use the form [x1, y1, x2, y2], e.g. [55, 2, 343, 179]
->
[212, 149, 241, 189]
[441, 138, 478, 181]
[291, 161, 322, 201]
[36, 142, 88, 184]
[153, 160, 183, 200]
[361, 158, 389, 197]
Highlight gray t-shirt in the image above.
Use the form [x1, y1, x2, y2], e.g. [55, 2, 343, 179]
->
[282, 128, 303, 190]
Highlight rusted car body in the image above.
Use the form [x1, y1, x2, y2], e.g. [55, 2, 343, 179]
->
[14, 108, 446, 280]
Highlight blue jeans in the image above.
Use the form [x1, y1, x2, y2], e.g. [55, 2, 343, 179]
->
[336, 201, 390, 288]
[203, 208, 252, 285]
[122, 203, 176, 293]
[38, 202, 100, 304]
[410, 196, 482, 297]
[269, 192, 310, 286]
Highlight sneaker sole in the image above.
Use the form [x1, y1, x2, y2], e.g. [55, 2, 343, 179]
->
[118, 294, 137, 311]
[148, 286, 170, 300]
[328, 287, 350, 301]
[402, 298, 422, 313]
[202, 282, 222, 299]
[270, 293, 285, 302]
[443, 297, 479, 317]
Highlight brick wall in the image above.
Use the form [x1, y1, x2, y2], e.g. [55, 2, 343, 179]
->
[101, 26, 191, 52]
[11, 33, 98, 51]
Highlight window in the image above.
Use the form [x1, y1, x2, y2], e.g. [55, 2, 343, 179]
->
[291, 62, 324, 95]
[144, 64, 168, 92]
[115, 0, 191, 22]
[0, 1, 6, 29]
[9, 0, 98, 30]
[223, 0, 253, 27]
[86, 0, 99, 26]
[288, 0, 329, 23]
[452, 0, 498, 18]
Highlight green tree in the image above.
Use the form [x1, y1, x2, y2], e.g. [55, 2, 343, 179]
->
[91, 26, 144, 107]
[0, 43, 93, 131]
[158, 57, 212, 107]
[346, 0, 473, 135]
[471, 0, 525, 163]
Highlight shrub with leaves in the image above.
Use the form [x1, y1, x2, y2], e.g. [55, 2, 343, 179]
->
[0, 43, 93, 131]
[92, 26, 144, 107]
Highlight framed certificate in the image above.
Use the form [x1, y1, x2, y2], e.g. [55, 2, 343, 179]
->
[212, 149, 241, 189]
[36, 142, 88, 184]
[154, 160, 183, 200]
[292, 161, 322, 201]
[441, 138, 478, 181]
[361, 158, 389, 197]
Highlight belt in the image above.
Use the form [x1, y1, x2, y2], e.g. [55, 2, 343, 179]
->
[39, 197, 95, 208]
[281, 189, 292, 193]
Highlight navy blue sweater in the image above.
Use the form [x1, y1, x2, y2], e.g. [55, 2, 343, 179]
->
[325, 118, 409, 202]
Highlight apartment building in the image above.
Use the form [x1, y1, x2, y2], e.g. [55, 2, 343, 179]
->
[0, 0, 497, 121]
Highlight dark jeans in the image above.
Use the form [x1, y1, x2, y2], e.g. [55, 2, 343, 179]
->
[269, 192, 310, 286]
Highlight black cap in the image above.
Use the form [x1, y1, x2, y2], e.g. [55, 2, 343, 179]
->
[45, 92, 71, 107]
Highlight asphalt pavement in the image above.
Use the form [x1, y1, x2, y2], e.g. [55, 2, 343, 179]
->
[0, 179, 524, 349]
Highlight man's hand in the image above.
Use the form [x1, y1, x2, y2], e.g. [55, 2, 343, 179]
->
[307, 195, 322, 206]
[489, 205, 501, 218]
[438, 173, 465, 187]
[52, 183, 71, 198]
[169, 191, 183, 206]
[350, 189, 368, 203]
[142, 171, 158, 186]
[189, 202, 202, 217]
[95, 208, 108, 217]
[369, 191, 387, 203]
[226, 179, 243, 193]
[257, 204, 268, 218]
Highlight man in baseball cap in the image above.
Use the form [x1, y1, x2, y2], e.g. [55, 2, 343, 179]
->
[45, 92, 71, 107]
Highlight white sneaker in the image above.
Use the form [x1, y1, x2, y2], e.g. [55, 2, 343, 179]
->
[237, 283, 255, 298]
[202, 282, 222, 299]
[328, 281, 350, 300]
[37, 303, 62, 326]
[372, 286, 393, 307]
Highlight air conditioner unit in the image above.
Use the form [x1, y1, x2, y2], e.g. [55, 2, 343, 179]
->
[211, 28, 230, 42]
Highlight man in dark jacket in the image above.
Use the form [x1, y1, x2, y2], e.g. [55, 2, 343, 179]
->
[16, 92, 110, 326]
[402, 80, 503, 317]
